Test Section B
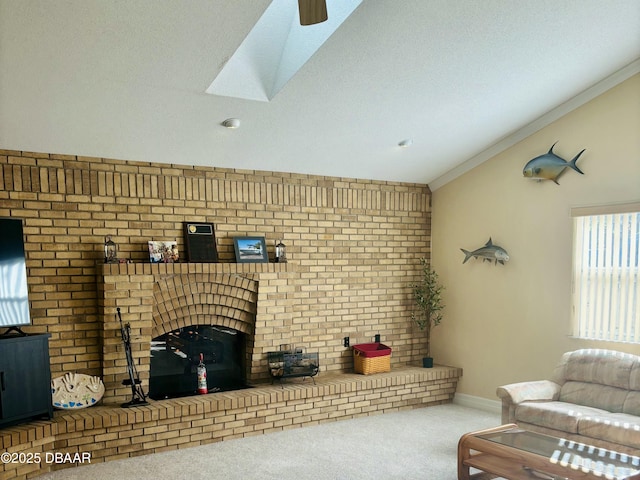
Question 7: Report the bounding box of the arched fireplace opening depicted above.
[149,325,248,400]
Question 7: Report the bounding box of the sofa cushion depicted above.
[559,381,627,412]
[515,401,609,434]
[623,391,640,416]
[553,349,637,389]
[578,413,640,449]
[631,363,640,391]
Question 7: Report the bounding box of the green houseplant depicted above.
[410,258,445,368]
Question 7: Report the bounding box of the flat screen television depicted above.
[0,218,32,329]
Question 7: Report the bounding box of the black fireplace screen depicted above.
[149,325,247,400]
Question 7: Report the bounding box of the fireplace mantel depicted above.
[100,261,299,276]
[98,262,303,404]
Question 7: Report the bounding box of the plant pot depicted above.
[422,357,433,368]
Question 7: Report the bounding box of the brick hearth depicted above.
[0,366,461,479]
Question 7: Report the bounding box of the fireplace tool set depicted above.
[117,307,149,408]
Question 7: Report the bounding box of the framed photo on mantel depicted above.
[148,241,179,263]
[183,222,218,262]
[233,236,268,263]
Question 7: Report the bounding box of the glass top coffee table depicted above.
[458,424,640,480]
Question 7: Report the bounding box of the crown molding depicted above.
[429,58,640,192]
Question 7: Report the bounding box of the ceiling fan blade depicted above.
[298,0,328,25]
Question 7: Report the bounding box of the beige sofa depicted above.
[496,349,640,455]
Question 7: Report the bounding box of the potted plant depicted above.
[410,258,445,368]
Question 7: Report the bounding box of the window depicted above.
[571,203,640,343]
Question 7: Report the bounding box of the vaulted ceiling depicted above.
[1,1,638,189]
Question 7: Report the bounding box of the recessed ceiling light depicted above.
[398,139,413,148]
[221,118,241,129]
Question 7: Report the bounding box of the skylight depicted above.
[206,0,362,102]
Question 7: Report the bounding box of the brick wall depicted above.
[0,149,431,382]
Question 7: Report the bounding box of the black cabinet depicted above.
[0,334,53,427]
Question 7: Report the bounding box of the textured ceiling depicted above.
[1,0,639,189]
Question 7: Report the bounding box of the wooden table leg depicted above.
[458,431,472,480]
[457,424,518,480]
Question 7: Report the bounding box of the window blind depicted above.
[571,209,640,343]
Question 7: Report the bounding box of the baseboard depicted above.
[453,393,501,415]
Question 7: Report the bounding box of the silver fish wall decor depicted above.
[523,142,585,184]
[461,238,509,265]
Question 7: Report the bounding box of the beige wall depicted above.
[431,74,640,400]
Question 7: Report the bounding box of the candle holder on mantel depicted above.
[275,239,287,263]
[104,236,118,263]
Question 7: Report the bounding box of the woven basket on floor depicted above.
[353,343,391,375]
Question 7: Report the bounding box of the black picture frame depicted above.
[233,236,268,263]
[184,222,218,263]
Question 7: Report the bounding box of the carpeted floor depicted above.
[37,403,501,480]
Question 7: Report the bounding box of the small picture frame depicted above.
[233,236,268,263]
[148,241,179,263]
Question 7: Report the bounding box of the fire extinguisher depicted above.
[197,353,208,394]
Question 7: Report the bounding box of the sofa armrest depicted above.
[496,380,560,424]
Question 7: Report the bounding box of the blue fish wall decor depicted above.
[461,238,509,265]
[523,142,585,184]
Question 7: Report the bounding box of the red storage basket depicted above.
[352,343,391,374]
